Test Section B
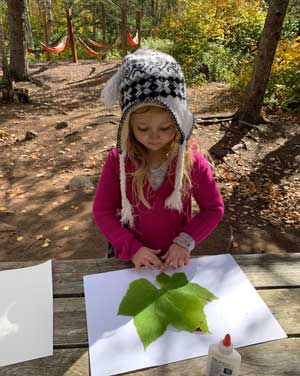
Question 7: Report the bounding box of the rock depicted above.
[55,121,69,130]
[0,210,16,217]
[67,175,95,191]
[24,131,38,140]
[64,131,81,142]
[0,222,17,232]
[232,143,245,152]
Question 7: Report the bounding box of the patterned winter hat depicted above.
[101,48,195,227]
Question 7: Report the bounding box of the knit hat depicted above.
[101,48,195,227]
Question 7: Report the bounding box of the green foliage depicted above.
[267,37,300,112]
[118,272,217,349]
[157,0,299,111]
[141,37,175,55]
[158,0,265,84]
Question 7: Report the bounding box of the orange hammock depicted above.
[40,36,68,54]
[76,35,106,57]
[27,33,65,55]
[81,35,117,50]
[127,31,139,47]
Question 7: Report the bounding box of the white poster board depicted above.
[84,254,286,376]
[0,260,53,367]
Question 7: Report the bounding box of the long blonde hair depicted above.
[127,105,199,208]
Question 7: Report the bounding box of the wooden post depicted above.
[66,8,78,63]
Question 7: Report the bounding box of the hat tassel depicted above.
[165,141,186,212]
[120,152,135,228]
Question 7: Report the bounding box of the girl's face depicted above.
[130,107,177,152]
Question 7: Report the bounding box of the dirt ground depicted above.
[0,60,299,262]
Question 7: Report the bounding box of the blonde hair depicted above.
[127,105,200,208]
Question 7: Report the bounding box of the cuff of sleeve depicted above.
[172,232,195,253]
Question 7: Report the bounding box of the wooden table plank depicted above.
[52,288,300,346]
[1,338,299,376]
[0,254,299,295]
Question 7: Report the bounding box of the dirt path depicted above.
[0,60,299,262]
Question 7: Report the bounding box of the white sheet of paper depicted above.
[84,254,287,376]
[0,260,53,367]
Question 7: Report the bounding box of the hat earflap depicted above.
[165,140,186,212]
[119,151,134,228]
[100,68,122,109]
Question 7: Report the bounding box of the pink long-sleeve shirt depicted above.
[93,147,224,261]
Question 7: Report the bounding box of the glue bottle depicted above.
[206,334,241,376]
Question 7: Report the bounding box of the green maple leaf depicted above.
[118,272,217,349]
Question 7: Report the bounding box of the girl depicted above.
[93,48,224,271]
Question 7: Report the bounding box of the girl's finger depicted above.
[172,257,179,269]
[184,254,190,265]
[178,258,184,268]
[161,259,171,271]
[135,261,141,272]
[161,253,168,260]
[151,256,162,269]
[143,260,154,270]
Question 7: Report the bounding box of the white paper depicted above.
[84,254,287,376]
[0,260,53,367]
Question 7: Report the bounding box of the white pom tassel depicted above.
[165,141,186,212]
[120,152,134,228]
[100,68,122,109]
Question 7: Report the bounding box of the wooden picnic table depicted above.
[0,253,299,376]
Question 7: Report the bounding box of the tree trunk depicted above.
[238,0,289,124]
[92,2,97,41]
[66,8,78,63]
[151,0,154,18]
[45,0,53,42]
[136,10,142,48]
[24,0,34,49]
[38,0,50,60]
[120,0,127,58]
[8,0,28,81]
[101,4,106,45]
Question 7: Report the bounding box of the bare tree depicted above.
[8,0,28,81]
[238,0,289,124]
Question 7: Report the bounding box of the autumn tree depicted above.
[237,0,290,124]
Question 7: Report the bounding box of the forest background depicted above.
[1,0,299,111]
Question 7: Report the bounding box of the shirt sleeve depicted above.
[92,149,143,261]
[180,152,224,244]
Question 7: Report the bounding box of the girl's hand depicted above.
[161,243,190,271]
[131,247,162,272]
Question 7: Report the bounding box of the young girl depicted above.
[93,48,224,271]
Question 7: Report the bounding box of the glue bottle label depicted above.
[208,356,233,376]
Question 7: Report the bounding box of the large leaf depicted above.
[118,272,218,349]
